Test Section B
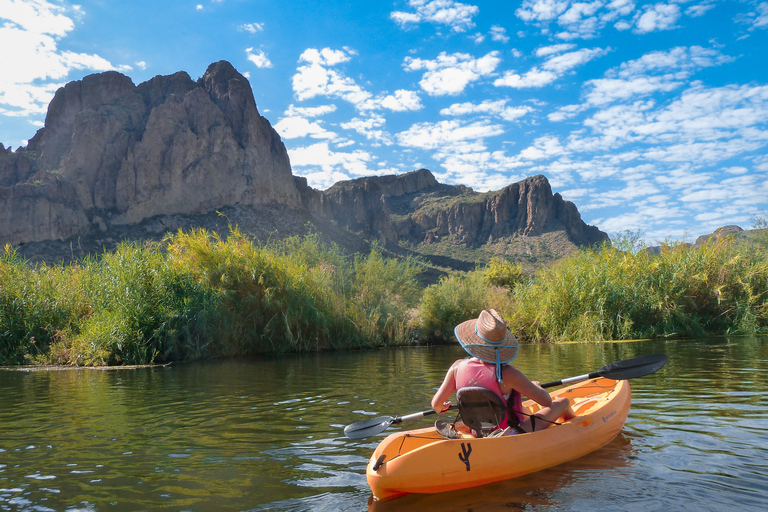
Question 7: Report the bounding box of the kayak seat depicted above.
[456,387,507,438]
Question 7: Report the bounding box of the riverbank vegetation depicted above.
[2,225,767,366]
[1,228,422,366]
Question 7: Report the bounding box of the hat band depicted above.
[475,324,505,345]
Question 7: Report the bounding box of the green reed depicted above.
[507,238,768,341]
[417,267,515,342]
[1,228,425,366]
[415,235,767,343]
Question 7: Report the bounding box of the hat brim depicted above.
[454,318,519,364]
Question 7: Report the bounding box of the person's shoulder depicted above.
[502,363,526,379]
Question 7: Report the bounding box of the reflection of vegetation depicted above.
[3,221,767,366]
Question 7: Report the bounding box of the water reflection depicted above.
[1,337,768,511]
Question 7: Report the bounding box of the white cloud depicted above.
[288,142,381,188]
[274,116,336,139]
[519,135,567,160]
[515,0,700,40]
[541,47,609,73]
[396,119,505,150]
[603,0,636,20]
[341,114,393,144]
[440,99,534,121]
[391,11,421,25]
[0,0,118,117]
[634,2,681,34]
[548,103,586,121]
[239,22,264,33]
[535,43,576,57]
[685,3,715,17]
[516,0,638,39]
[404,51,501,96]
[495,47,606,88]
[391,0,480,32]
[585,76,684,105]
[490,25,510,42]
[495,67,559,88]
[583,46,732,105]
[274,104,338,140]
[285,104,338,117]
[516,0,570,22]
[575,84,768,164]
[292,47,372,106]
[246,47,272,68]
[555,0,604,38]
[379,90,423,111]
[753,2,768,28]
[757,2,768,27]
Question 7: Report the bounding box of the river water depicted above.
[1,337,767,511]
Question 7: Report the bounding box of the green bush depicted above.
[508,237,768,341]
[417,269,514,342]
[1,229,426,366]
[483,257,525,289]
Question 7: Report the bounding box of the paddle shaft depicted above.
[541,353,668,388]
[396,409,438,423]
[542,371,598,388]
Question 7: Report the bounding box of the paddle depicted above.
[540,353,668,388]
[344,406,457,440]
[343,353,668,439]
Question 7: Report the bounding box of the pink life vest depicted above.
[455,358,525,428]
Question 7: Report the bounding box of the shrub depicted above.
[507,237,768,342]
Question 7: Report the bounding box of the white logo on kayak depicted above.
[602,410,617,422]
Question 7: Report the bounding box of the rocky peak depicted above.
[1,62,608,269]
[198,60,257,145]
[27,71,136,174]
[0,61,300,246]
[304,172,608,250]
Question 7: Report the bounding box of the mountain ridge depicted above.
[1,61,609,276]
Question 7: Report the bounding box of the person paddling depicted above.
[431,309,575,436]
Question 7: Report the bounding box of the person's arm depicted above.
[501,365,553,407]
[431,360,461,413]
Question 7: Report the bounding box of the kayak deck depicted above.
[366,377,631,501]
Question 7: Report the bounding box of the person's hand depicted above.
[438,400,451,413]
[531,380,542,388]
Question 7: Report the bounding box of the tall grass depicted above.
[4,226,766,366]
[0,229,425,366]
[508,237,768,341]
[416,235,768,343]
[417,266,515,342]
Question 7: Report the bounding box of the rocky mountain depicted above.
[298,169,607,251]
[1,61,299,247]
[1,61,608,274]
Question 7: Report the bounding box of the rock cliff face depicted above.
[0,61,299,245]
[298,170,607,249]
[1,61,608,268]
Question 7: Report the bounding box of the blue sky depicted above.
[1,0,767,243]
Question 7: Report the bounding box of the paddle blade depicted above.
[344,416,394,439]
[596,353,668,380]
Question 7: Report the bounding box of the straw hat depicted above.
[454,309,519,379]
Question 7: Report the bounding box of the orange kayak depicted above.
[366,377,631,502]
